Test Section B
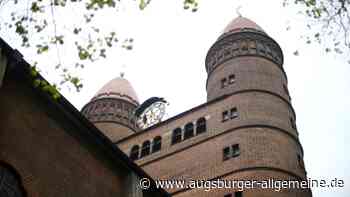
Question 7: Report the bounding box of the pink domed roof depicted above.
[92,77,139,105]
[223,16,264,34]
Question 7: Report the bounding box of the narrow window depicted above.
[130,145,140,161]
[290,117,297,129]
[249,40,256,49]
[184,123,194,140]
[232,144,240,157]
[265,45,272,56]
[221,78,227,88]
[102,103,107,113]
[171,128,182,145]
[223,146,231,161]
[108,103,115,115]
[152,136,162,153]
[222,111,229,122]
[224,49,230,57]
[257,42,265,54]
[235,191,243,197]
[196,117,207,135]
[228,74,235,84]
[241,40,248,52]
[297,154,305,169]
[95,104,101,113]
[224,194,232,197]
[223,144,240,161]
[140,141,151,158]
[230,107,239,119]
[117,103,122,111]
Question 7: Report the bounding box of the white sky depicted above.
[1,0,349,196]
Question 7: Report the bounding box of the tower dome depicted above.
[222,16,264,34]
[92,77,139,106]
[206,16,284,101]
[82,76,140,143]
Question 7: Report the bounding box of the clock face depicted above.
[135,97,167,130]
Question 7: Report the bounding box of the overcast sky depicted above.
[1,0,349,196]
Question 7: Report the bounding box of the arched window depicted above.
[0,164,25,197]
[152,136,162,153]
[140,141,151,158]
[171,128,182,145]
[129,145,140,161]
[196,117,207,135]
[184,123,194,140]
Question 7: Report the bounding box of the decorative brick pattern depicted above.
[82,97,139,142]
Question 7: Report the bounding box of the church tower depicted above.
[81,77,140,142]
[204,16,312,196]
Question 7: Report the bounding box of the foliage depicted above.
[0,0,198,94]
[0,0,348,97]
[284,0,350,62]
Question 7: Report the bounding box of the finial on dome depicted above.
[236,5,242,17]
[120,72,125,78]
[222,16,265,34]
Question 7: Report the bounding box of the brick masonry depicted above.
[0,76,129,196]
[113,27,311,196]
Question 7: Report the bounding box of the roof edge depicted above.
[0,37,170,197]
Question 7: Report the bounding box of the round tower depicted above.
[81,77,139,142]
[206,17,312,196]
[206,16,284,101]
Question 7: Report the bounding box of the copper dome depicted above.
[92,77,139,105]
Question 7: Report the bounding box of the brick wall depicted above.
[0,75,127,196]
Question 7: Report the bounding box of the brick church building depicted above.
[82,16,312,197]
[0,16,312,197]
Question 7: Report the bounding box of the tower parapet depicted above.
[206,17,285,101]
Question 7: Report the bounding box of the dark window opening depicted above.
[222,111,229,122]
[257,42,265,54]
[249,40,256,49]
[224,194,232,197]
[152,136,162,153]
[297,154,305,169]
[223,144,240,161]
[140,141,151,158]
[230,107,239,119]
[290,117,297,129]
[171,128,182,145]
[224,50,230,56]
[235,191,243,197]
[266,45,272,56]
[221,78,228,88]
[130,145,140,161]
[232,144,240,157]
[228,74,236,84]
[241,41,248,51]
[184,123,194,140]
[196,117,207,135]
[223,146,231,161]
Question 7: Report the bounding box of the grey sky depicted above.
[1,0,349,196]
